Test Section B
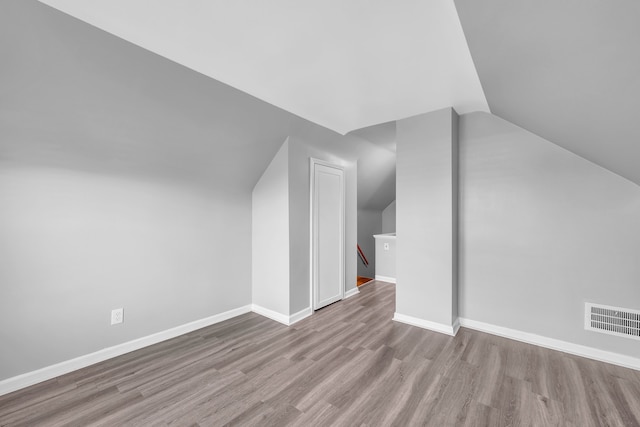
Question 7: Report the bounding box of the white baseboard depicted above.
[0,305,252,397]
[459,318,640,371]
[452,317,461,336]
[393,312,459,336]
[344,287,360,299]
[375,275,396,284]
[289,307,313,324]
[251,304,289,325]
[250,304,312,326]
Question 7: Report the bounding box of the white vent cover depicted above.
[585,303,640,340]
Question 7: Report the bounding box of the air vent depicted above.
[585,303,640,340]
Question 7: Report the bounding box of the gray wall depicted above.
[396,108,459,328]
[253,134,358,318]
[459,112,640,359]
[0,0,291,381]
[374,235,396,280]
[382,200,396,233]
[0,0,377,382]
[0,167,252,380]
[357,209,382,278]
[252,139,290,316]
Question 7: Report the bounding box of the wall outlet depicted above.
[384,243,390,251]
[111,308,124,325]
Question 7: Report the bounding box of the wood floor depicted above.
[357,276,373,287]
[1,282,639,426]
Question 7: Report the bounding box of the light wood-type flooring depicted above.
[1,281,639,426]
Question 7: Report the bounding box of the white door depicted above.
[311,159,345,310]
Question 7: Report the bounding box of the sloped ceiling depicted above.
[455,0,640,186]
[31,1,638,194]
[288,119,397,211]
[1,0,292,194]
[37,0,488,135]
[2,0,396,210]
[349,121,397,154]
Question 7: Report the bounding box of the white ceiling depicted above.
[37,0,489,135]
[32,0,639,194]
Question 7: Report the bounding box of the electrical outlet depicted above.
[111,308,124,325]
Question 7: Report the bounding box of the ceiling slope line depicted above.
[38,0,489,135]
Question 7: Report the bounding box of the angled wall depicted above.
[382,200,396,233]
[459,112,640,364]
[0,0,292,385]
[251,134,358,322]
[252,139,291,318]
[0,0,380,393]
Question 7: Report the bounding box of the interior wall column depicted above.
[394,107,459,335]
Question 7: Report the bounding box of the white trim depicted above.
[309,158,314,316]
[289,307,313,325]
[250,305,313,326]
[251,304,289,325]
[375,275,396,284]
[452,317,461,336]
[373,233,396,239]
[310,158,345,311]
[459,318,640,371]
[344,287,360,299]
[393,312,459,336]
[0,305,252,397]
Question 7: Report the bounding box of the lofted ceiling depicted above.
[2,0,396,210]
[37,0,488,135]
[455,0,640,186]
[1,0,292,194]
[27,0,640,191]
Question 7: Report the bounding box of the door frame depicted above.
[309,157,345,311]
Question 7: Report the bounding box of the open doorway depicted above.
[357,201,396,286]
[349,121,397,288]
